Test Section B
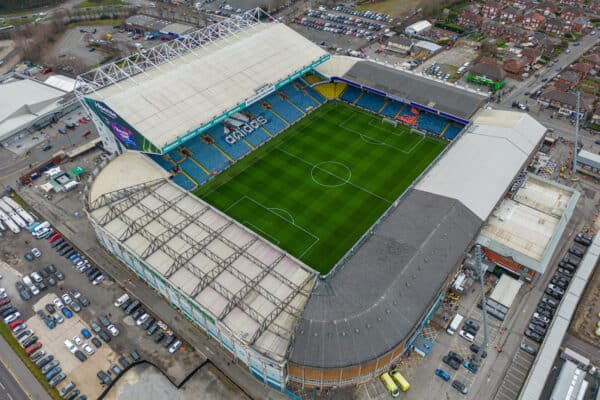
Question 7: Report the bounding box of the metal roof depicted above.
[519,233,600,400]
[417,109,547,220]
[87,152,317,363]
[78,14,327,151]
[289,190,482,368]
[342,61,487,119]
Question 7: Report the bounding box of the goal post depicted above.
[381,117,398,128]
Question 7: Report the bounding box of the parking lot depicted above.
[0,198,205,398]
[494,347,536,400]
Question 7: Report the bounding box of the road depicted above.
[0,336,52,400]
[501,33,600,106]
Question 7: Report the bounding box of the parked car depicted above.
[520,342,537,355]
[574,233,592,246]
[118,356,130,369]
[91,337,102,348]
[107,324,119,337]
[81,328,91,339]
[31,248,42,258]
[37,355,54,368]
[463,361,478,374]
[78,296,90,307]
[90,321,102,333]
[60,307,73,319]
[63,389,80,400]
[58,381,76,397]
[98,330,111,343]
[97,370,111,385]
[568,246,584,258]
[110,364,122,375]
[435,368,451,381]
[82,344,95,356]
[98,315,111,327]
[468,344,487,358]
[48,372,66,388]
[61,294,72,305]
[41,359,59,374]
[74,350,87,362]
[25,342,42,356]
[70,302,81,313]
[452,380,468,394]
[443,355,460,370]
[114,294,130,308]
[525,329,543,343]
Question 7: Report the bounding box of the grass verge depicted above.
[76,0,126,7]
[0,323,61,400]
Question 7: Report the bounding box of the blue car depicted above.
[60,307,73,319]
[45,366,62,381]
[463,361,478,374]
[435,368,451,381]
[43,316,56,330]
[81,328,91,339]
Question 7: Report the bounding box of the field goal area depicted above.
[196,101,448,274]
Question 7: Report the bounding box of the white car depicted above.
[52,298,64,308]
[64,339,77,353]
[533,313,550,324]
[5,312,21,324]
[73,336,82,345]
[29,286,40,296]
[23,276,33,287]
[168,340,182,354]
[61,294,72,305]
[30,272,42,283]
[31,248,42,258]
[92,275,105,285]
[459,329,475,342]
[82,343,95,356]
[136,314,149,326]
[114,293,130,308]
[107,324,119,337]
[17,330,33,344]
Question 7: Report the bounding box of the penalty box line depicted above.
[226,195,320,259]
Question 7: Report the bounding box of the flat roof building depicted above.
[478,174,579,276]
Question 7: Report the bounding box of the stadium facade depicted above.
[78,10,548,395]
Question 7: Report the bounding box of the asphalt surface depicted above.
[0,335,52,400]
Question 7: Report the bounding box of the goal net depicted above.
[381,117,398,127]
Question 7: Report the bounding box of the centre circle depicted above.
[310,161,352,188]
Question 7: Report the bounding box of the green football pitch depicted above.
[194,101,448,274]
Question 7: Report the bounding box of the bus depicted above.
[390,370,410,392]
[380,372,400,397]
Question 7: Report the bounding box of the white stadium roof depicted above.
[78,12,328,151]
[87,152,316,362]
[417,109,547,220]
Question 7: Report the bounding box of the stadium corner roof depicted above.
[87,152,317,363]
[76,10,329,153]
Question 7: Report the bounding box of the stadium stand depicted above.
[261,110,289,135]
[380,101,403,118]
[147,153,175,173]
[303,73,327,85]
[172,173,197,191]
[444,124,464,140]
[185,139,230,173]
[168,150,184,163]
[209,125,252,160]
[265,93,304,123]
[417,112,450,136]
[398,106,419,126]
[180,158,210,185]
[314,82,347,99]
[356,91,386,113]
[245,128,272,147]
[279,83,321,111]
[340,85,362,104]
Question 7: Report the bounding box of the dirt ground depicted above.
[414,42,479,73]
[570,254,600,347]
[356,0,423,16]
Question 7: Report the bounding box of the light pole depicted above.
[573,90,580,174]
[473,245,489,366]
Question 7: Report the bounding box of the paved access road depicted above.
[0,336,52,400]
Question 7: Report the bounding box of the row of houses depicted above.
[459,1,592,38]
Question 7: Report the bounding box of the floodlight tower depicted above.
[573,90,580,174]
[473,244,489,366]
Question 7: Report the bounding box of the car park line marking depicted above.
[7,393,13,400]
[0,380,4,389]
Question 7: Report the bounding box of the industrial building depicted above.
[0,73,78,143]
[478,174,579,279]
[404,20,432,36]
[124,14,195,39]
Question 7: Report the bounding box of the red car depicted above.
[25,342,42,356]
[9,319,23,330]
[0,297,10,306]
[77,118,87,124]
[48,233,61,243]
[82,130,91,138]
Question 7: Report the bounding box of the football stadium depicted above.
[77,9,547,396]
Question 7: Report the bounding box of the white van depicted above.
[446,313,464,335]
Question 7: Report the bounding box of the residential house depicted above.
[504,26,532,43]
[501,6,522,22]
[458,10,483,29]
[481,2,503,19]
[537,89,594,117]
[583,53,600,68]
[571,16,589,33]
[555,70,582,88]
[545,17,569,35]
[571,62,593,76]
[522,11,546,30]
[523,47,543,65]
[482,19,505,37]
[469,61,507,82]
[512,0,535,10]
[536,2,559,15]
[559,0,585,5]
[503,57,528,77]
[561,6,584,23]
[589,0,600,12]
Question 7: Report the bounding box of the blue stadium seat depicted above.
[417,112,448,135]
[279,84,320,111]
[340,85,362,103]
[356,92,386,113]
[264,93,303,124]
[147,153,175,172]
[180,158,210,183]
[172,174,197,191]
[444,125,464,140]
[207,124,251,160]
[184,141,229,172]
[245,129,271,147]
[167,150,184,163]
[380,102,403,118]
[306,85,325,103]
[262,110,288,136]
